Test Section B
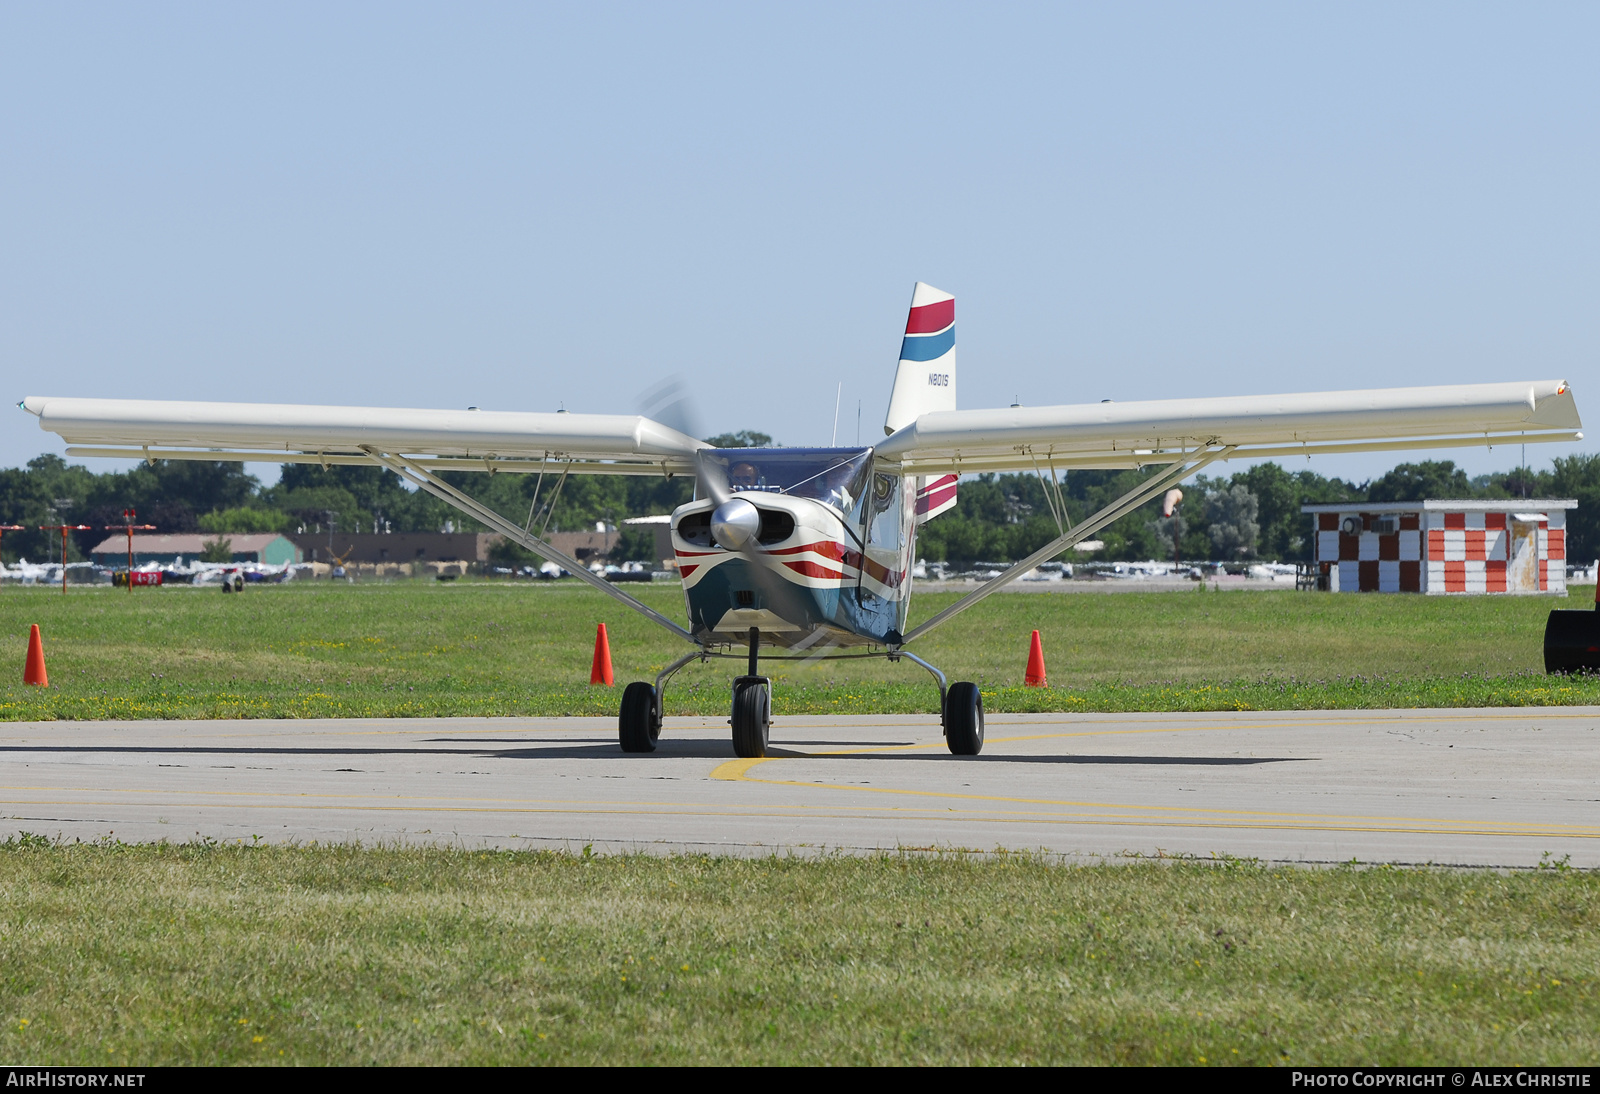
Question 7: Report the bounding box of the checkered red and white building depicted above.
[1300,500,1578,594]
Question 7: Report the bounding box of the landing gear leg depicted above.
[891,650,949,732]
[892,647,981,756]
[618,646,703,753]
[731,627,770,758]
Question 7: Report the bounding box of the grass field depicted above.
[3,586,1596,1067]
[0,840,1593,1066]
[1,580,1596,720]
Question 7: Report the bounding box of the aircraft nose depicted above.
[710,497,761,550]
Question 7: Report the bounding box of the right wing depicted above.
[876,380,1582,474]
[20,396,705,476]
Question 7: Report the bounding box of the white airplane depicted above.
[0,558,62,585]
[19,283,1583,756]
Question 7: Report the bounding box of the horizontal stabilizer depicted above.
[915,474,957,524]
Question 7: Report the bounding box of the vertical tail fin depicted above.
[884,282,956,436]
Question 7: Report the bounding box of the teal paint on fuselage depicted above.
[682,555,903,647]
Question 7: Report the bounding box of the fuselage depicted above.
[670,447,916,649]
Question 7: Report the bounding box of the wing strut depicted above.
[360,446,696,643]
[899,444,1236,646]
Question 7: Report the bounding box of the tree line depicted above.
[0,433,773,565]
[914,456,1600,565]
[4,442,1599,567]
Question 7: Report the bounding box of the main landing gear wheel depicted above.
[731,676,771,758]
[618,681,660,753]
[944,681,984,756]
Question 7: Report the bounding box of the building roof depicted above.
[1300,499,1577,514]
[286,532,503,562]
[89,533,289,555]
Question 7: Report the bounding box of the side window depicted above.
[866,474,903,551]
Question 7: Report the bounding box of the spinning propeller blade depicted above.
[695,451,796,638]
[695,448,733,508]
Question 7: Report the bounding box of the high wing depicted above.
[19,396,705,476]
[20,394,708,641]
[876,380,1581,474]
[881,378,1583,645]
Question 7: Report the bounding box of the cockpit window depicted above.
[702,447,874,522]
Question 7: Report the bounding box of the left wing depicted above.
[20,396,704,476]
[876,380,1582,474]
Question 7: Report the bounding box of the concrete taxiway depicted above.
[2,708,1596,867]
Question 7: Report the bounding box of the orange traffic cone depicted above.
[590,623,614,687]
[23,624,48,687]
[1024,629,1047,687]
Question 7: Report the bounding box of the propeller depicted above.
[645,380,810,648]
[695,449,761,550]
[695,447,732,507]
[694,450,800,645]
[637,374,704,443]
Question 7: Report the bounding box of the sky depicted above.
[2,3,1596,488]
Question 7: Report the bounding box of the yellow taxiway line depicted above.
[707,731,1600,840]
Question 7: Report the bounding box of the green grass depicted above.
[2,580,1598,719]
[0,840,1593,1065]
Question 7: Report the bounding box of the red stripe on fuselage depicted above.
[839,548,905,589]
[677,539,902,589]
[783,559,845,580]
[765,540,847,561]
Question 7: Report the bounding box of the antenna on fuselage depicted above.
[831,382,842,446]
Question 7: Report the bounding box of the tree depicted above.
[1206,483,1260,560]
[706,431,776,449]
[913,473,1073,563]
[612,525,660,563]
[1150,512,1186,562]
[1223,463,1365,561]
[1550,454,1600,566]
[199,537,234,562]
[267,464,416,534]
[198,508,293,534]
[1367,460,1470,503]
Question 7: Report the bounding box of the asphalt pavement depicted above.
[2,708,1596,867]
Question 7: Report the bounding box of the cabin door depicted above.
[1508,520,1539,592]
[859,472,914,631]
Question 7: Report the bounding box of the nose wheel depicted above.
[729,626,771,757]
[731,676,771,757]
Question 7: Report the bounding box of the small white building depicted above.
[1300,500,1577,595]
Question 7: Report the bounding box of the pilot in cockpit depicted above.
[729,461,760,491]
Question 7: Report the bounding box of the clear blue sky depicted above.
[3,3,1596,487]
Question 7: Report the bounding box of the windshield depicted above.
[704,447,874,521]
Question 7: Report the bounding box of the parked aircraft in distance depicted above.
[0,559,64,585]
[21,283,1584,756]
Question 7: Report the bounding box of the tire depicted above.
[619,681,659,753]
[944,682,984,756]
[731,677,770,758]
